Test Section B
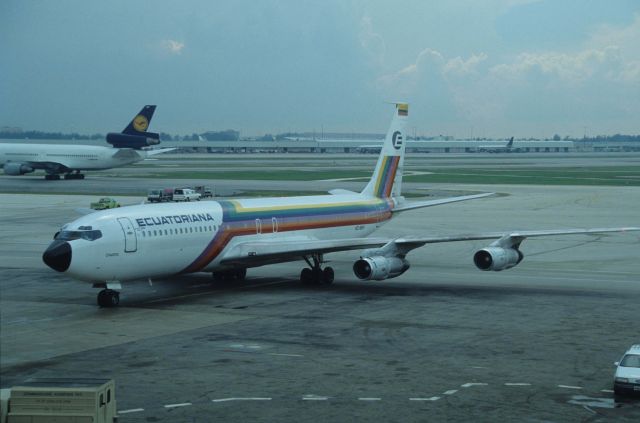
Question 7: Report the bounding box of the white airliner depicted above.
[0,105,173,180]
[42,103,639,307]
[477,137,515,153]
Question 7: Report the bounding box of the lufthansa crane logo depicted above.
[133,115,149,132]
[392,131,403,150]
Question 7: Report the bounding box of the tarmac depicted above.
[1,154,639,422]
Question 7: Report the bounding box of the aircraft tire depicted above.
[97,289,120,307]
[235,268,247,281]
[322,267,334,285]
[300,268,313,284]
[97,290,108,307]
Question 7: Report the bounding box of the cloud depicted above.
[489,47,625,83]
[359,16,386,65]
[443,53,489,76]
[161,39,185,55]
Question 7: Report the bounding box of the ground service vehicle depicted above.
[90,197,120,210]
[614,344,640,395]
[147,188,173,203]
[172,188,201,202]
[3,378,116,423]
[194,185,214,198]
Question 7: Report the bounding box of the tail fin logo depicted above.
[392,131,403,150]
[132,115,149,132]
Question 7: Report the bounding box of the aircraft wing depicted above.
[219,237,390,267]
[392,192,494,213]
[392,227,640,252]
[219,227,639,268]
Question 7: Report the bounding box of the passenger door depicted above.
[117,217,137,252]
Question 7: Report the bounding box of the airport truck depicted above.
[147,188,173,203]
[194,185,214,198]
[2,378,117,423]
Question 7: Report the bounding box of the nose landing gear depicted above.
[93,282,122,307]
[300,254,334,285]
[97,289,120,307]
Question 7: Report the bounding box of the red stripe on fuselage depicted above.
[181,208,392,273]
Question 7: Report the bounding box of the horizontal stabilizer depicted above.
[392,192,494,213]
[145,148,176,156]
[329,189,358,195]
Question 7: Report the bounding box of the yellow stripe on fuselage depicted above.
[229,197,385,213]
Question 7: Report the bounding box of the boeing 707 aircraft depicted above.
[0,105,173,180]
[42,104,638,307]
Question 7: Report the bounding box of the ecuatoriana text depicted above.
[136,213,215,228]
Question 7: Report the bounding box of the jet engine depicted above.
[473,247,523,271]
[353,256,410,281]
[4,162,34,175]
[106,132,160,149]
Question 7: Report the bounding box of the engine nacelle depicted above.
[473,247,523,271]
[106,132,160,149]
[353,256,410,281]
[4,162,34,175]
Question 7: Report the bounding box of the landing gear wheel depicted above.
[97,289,119,307]
[300,268,313,284]
[300,255,334,285]
[235,268,247,281]
[212,268,247,282]
[321,267,334,285]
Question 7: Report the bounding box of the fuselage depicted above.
[52,194,395,283]
[0,143,143,171]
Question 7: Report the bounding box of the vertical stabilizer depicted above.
[122,105,157,135]
[361,103,408,198]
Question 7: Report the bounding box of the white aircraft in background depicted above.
[0,105,173,180]
[42,103,638,307]
[478,136,515,153]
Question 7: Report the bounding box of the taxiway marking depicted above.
[117,408,144,414]
[212,397,272,402]
[164,402,192,408]
[409,397,441,401]
[461,383,488,388]
[269,353,304,357]
[558,385,583,390]
[302,395,328,401]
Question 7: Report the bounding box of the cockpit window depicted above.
[56,229,102,241]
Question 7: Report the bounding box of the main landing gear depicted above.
[64,171,85,180]
[212,268,247,282]
[43,171,85,180]
[300,254,334,285]
[97,289,119,307]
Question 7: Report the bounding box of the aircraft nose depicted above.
[42,240,72,272]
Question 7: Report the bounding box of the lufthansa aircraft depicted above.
[42,104,638,307]
[0,105,173,180]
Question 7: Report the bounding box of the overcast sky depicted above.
[1,0,639,138]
